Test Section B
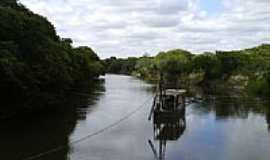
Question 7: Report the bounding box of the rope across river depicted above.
[22,93,266,160]
[22,95,154,160]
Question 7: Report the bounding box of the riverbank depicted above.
[103,44,270,97]
[1,74,270,160]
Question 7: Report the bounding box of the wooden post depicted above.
[182,95,186,116]
[159,72,164,109]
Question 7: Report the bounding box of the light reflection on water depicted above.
[1,74,270,160]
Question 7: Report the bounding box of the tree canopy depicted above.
[0,2,104,118]
[103,44,270,96]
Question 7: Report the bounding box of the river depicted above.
[1,74,270,160]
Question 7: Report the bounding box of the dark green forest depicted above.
[1,0,270,119]
[0,1,104,118]
[104,45,270,96]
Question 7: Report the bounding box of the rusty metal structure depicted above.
[148,73,187,160]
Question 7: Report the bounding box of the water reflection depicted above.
[0,79,104,160]
[149,109,186,160]
[189,95,267,116]
[2,75,270,160]
[188,94,270,132]
[266,108,270,131]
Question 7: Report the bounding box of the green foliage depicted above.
[0,0,17,7]
[135,57,156,79]
[104,44,270,96]
[104,57,138,74]
[247,78,270,95]
[104,57,122,74]
[216,51,249,79]
[0,2,104,118]
[72,47,104,80]
[155,49,192,76]
[245,44,270,78]
[192,52,221,80]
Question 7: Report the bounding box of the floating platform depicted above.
[149,87,186,121]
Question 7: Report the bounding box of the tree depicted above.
[192,52,221,81]
[216,51,248,80]
[0,3,105,118]
[155,49,192,76]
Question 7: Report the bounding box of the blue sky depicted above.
[200,0,223,15]
[20,0,270,58]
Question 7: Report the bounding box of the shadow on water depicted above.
[187,85,270,131]
[0,79,105,160]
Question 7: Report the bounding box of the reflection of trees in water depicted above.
[187,85,270,130]
[187,85,270,119]
[0,80,105,160]
[202,96,270,120]
[67,79,105,120]
[266,108,270,131]
[0,109,77,160]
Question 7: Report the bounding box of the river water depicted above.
[1,74,270,160]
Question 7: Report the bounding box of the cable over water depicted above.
[22,95,154,160]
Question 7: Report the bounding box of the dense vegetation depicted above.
[1,0,270,118]
[104,44,270,96]
[0,1,104,118]
[103,56,138,75]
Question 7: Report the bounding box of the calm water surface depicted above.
[1,74,270,160]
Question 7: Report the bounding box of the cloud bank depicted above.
[19,0,270,58]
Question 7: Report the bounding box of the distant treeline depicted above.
[0,1,105,118]
[103,44,270,96]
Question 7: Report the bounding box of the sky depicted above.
[19,0,270,58]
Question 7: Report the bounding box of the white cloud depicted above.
[19,0,270,58]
